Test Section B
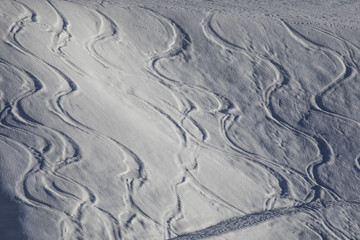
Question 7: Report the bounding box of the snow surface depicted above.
[1,0,360,239]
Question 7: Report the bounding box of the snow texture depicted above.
[0,0,360,239]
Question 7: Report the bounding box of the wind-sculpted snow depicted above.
[0,0,360,239]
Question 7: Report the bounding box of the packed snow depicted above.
[1,0,360,239]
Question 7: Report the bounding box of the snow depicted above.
[1,0,360,239]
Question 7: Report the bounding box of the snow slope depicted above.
[1,0,360,239]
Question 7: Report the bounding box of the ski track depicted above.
[140,8,268,238]
[2,1,128,239]
[281,20,360,128]
[196,11,360,239]
[171,202,352,240]
[202,12,316,202]
[1,1,360,239]
[170,200,360,240]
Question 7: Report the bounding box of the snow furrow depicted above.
[1,1,360,239]
[199,11,357,239]
[2,3,126,239]
[202,11,316,203]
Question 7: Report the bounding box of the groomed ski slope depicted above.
[1,0,360,239]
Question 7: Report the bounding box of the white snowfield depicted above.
[0,0,360,239]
